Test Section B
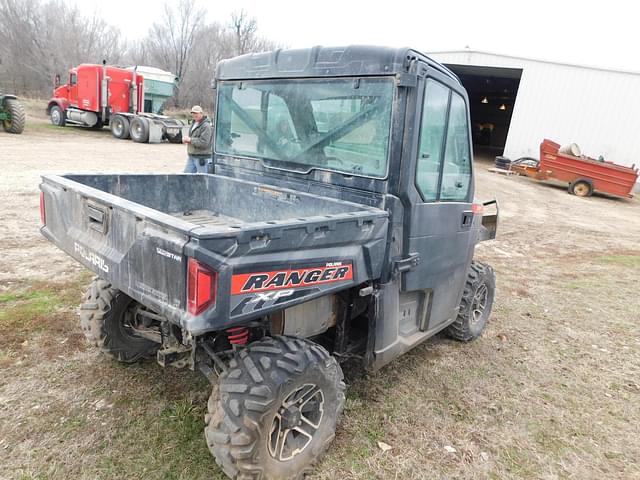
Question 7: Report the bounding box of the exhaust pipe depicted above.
[131,67,138,114]
[101,60,108,121]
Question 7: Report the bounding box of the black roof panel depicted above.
[215,45,459,83]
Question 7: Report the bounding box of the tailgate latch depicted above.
[87,203,108,234]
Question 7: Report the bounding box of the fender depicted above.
[47,98,70,114]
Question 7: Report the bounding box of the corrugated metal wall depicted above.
[429,51,640,169]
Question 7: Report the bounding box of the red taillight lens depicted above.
[187,258,217,315]
[472,203,484,215]
[40,191,46,225]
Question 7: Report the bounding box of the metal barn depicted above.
[428,50,640,170]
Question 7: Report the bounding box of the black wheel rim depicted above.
[470,283,488,325]
[268,383,324,461]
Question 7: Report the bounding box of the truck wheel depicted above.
[446,261,495,342]
[205,336,346,480]
[570,180,593,197]
[2,98,26,134]
[130,117,149,143]
[50,105,66,127]
[110,115,130,139]
[79,278,159,363]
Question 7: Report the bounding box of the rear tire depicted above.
[2,98,26,134]
[205,336,346,480]
[79,278,159,363]
[447,261,495,341]
[110,115,130,139]
[50,105,66,127]
[130,116,149,143]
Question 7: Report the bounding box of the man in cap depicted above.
[182,105,213,173]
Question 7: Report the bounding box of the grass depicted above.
[598,254,640,267]
[0,272,92,350]
[1,256,639,479]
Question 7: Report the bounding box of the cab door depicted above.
[400,72,476,332]
[67,70,78,107]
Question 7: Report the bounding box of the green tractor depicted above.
[1,94,26,134]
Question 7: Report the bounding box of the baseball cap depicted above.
[190,105,203,113]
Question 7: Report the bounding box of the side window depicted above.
[70,73,77,86]
[440,92,472,201]
[416,79,450,202]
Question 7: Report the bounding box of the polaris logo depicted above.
[231,262,353,295]
[74,242,109,273]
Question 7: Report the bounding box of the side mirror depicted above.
[54,74,61,88]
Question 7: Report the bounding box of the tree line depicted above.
[0,0,277,108]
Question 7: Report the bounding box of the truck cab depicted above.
[40,46,498,480]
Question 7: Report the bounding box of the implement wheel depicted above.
[570,180,593,197]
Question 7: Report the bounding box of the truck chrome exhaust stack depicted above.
[101,60,108,121]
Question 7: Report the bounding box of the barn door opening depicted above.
[443,64,522,160]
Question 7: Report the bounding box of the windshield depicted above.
[215,77,394,178]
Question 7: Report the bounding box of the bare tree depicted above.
[230,10,258,56]
[0,0,122,95]
[0,0,278,105]
[144,0,204,105]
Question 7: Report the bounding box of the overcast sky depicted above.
[70,0,639,72]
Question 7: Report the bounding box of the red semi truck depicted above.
[47,61,184,143]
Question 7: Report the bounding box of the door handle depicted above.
[461,211,473,228]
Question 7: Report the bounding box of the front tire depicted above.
[447,261,495,341]
[79,278,159,363]
[50,105,66,127]
[205,336,346,480]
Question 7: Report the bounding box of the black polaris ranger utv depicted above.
[40,46,498,479]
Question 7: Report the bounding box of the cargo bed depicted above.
[40,173,389,333]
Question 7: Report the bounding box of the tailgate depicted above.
[40,176,190,319]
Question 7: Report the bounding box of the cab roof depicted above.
[215,45,459,84]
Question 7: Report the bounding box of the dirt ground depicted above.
[1,103,639,479]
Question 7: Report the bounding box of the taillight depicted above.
[40,191,46,225]
[472,203,484,215]
[187,258,217,315]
